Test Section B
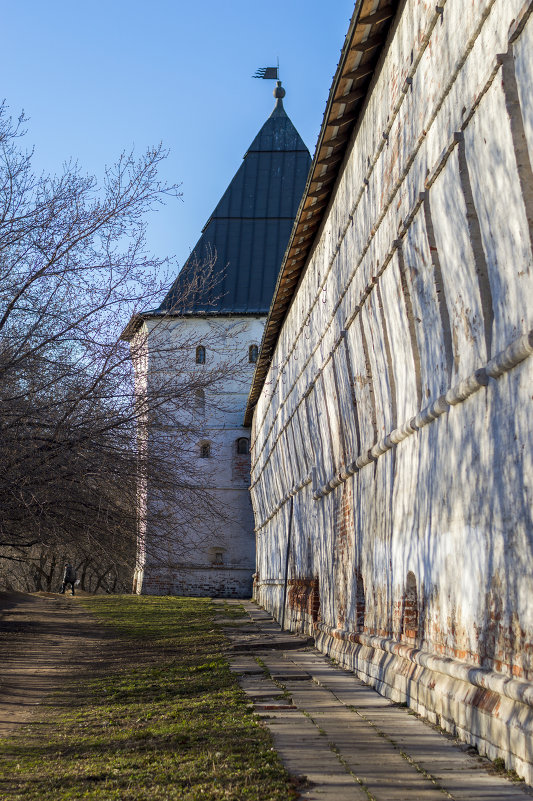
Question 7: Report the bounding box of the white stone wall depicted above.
[135,314,264,597]
[251,0,533,782]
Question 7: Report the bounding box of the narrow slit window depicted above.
[200,442,211,458]
[196,345,206,364]
[249,344,259,364]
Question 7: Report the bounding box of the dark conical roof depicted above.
[158,94,311,315]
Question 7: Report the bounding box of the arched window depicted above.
[249,344,259,364]
[196,345,206,364]
[200,442,211,458]
[403,571,418,637]
[236,437,249,455]
[195,388,205,414]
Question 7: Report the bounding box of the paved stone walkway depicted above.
[216,600,532,801]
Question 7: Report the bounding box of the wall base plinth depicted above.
[253,590,533,785]
[140,567,253,598]
[315,628,533,786]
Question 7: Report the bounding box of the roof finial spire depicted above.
[273,79,286,108]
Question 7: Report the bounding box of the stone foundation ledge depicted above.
[317,625,533,706]
[316,627,533,786]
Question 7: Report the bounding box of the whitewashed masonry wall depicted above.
[251,0,533,783]
[134,315,262,597]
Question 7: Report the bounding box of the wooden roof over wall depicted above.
[244,0,401,427]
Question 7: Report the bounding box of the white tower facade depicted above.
[125,86,310,596]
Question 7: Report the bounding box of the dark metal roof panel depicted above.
[246,103,309,153]
[159,101,311,315]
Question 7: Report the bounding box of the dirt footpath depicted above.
[0,591,109,738]
[2,593,532,801]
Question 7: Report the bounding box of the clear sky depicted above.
[2,1,355,285]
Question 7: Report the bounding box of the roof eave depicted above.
[120,307,270,342]
[120,311,165,342]
[244,0,400,427]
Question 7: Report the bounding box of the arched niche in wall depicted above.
[249,344,259,363]
[196,345,206,364]
[236,437,250,455]
[403,571,419,639]
[355,572,366,632]
[232,436,251,482]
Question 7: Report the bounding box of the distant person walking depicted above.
[60,563,77,596]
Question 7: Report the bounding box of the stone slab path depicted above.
[217,600,532,801]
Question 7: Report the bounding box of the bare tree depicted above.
[0,104,241,591]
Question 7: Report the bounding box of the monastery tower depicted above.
[125,83,310,597]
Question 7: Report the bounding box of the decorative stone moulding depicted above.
[316,624,533,706]
[254,474,312,532]
[314,624,533,785]
[486,330,533,378]
[311,328,533,500]
[445,369,489,407]
[253,329,533,523]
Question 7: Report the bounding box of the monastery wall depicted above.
[133,315,262,598]
[251,0,533,781]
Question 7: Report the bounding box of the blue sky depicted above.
[2,1,355,281]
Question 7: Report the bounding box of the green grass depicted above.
[0,596,295,800]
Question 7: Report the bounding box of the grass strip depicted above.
[0,595,295,800]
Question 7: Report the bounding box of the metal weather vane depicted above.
[252,59,280,80]
[253,66,278,79]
